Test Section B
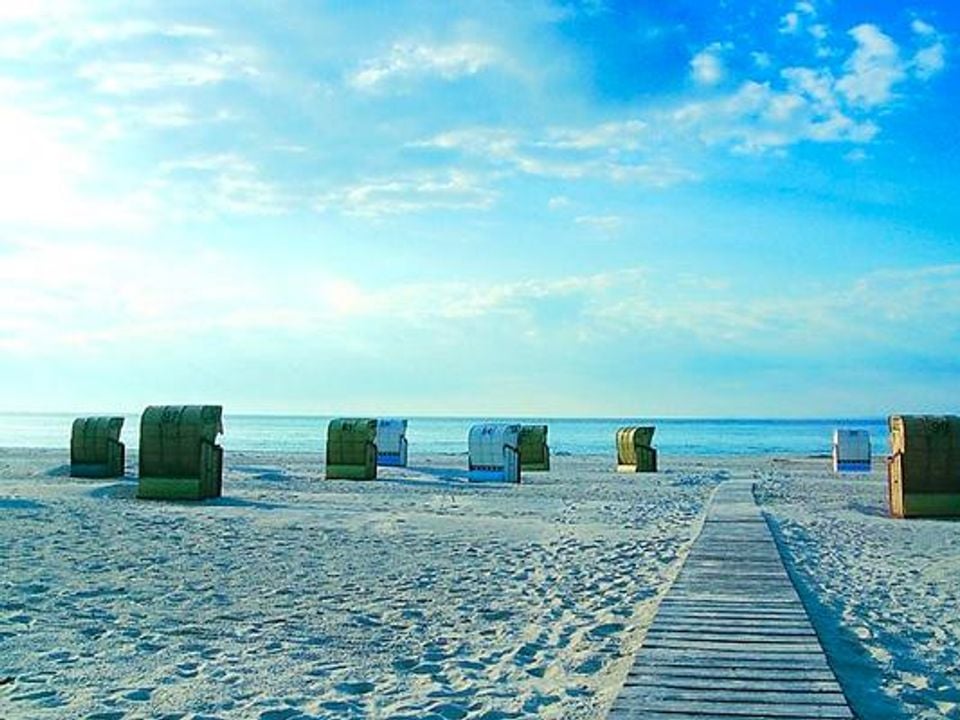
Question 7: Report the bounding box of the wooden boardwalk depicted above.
[608,481,854,719]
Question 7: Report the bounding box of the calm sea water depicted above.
[0,414,889,457]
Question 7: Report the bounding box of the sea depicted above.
[0,414,890,457]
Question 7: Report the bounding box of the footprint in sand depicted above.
[335,680,375,695]
[429,701,470,719]
[588,622,624,639]
[124,687,154,702]
[575,656,604,674]
[258,708,301,720]
[175,661,201,678]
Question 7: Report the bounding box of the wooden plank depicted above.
[606,480,853,720]
[610,697,853,720]
[625,669,841,684]
[616,685,851,707]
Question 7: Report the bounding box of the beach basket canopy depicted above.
[140,405,223,479]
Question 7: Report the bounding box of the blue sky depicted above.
[0,0,957,416]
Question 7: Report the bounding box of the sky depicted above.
[0,0,958,417]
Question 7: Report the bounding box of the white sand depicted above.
[0,449,724,719]
[755,457,960,720]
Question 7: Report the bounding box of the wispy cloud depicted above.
[574,214,624,234]
[315,171,497,216]
[414,124,696,186]
[78,50,259,94]
[159,154,291,216]
[0,16,217,59]
[349,41,500,91]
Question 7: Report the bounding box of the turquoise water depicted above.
[0,413,889,456]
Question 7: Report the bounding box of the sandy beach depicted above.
[1,450,723,719]
[3,450,959,719]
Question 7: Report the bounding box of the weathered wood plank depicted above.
[606,480,853,719]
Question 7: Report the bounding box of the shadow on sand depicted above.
[388,465,521,491]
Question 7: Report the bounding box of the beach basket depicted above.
[888,415,960,518]
[518,425,550,471]
[376,418,408,467]
[138,405,224,500]
[468,423,521,483]
[70,416,125,478]
[616,426,657,472]
[327,418,378,480]
[832,429,871,472]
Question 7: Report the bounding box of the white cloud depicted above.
[349,41,499,91]
[415,124,694,186]
[752,51,772,69]
[160,153,291,216]
[316,171,497,216]
[574,215,623,234]
[78,50,259,94]
[547,195,571,210]
[0,0,76,22]
[844,148,869,163]
[780,0,816,34]
[836,24,905,107]
[913,43,945,79]
[0,17,217,60]
[671,76,877,153]
[780,12,801,36]
[691,43,727,85]
[909,21,946,80]
[543,120,647,150]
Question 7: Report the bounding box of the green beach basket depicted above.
[70,416,125,478]
[137,405,224,501]
[518,425,550,471]
[616,426,657,473]
[888,415,960,518]
[326,418,378,480]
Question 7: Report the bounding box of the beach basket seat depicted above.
[832,429,871,472]
[327,418,378,480]
[468,423,521,483]
[518,424,550,471]
[137,405,224,500]
[888,415,960,518]
[376,418,408,467]
[70,416,125,478]
[616,426,657,473]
